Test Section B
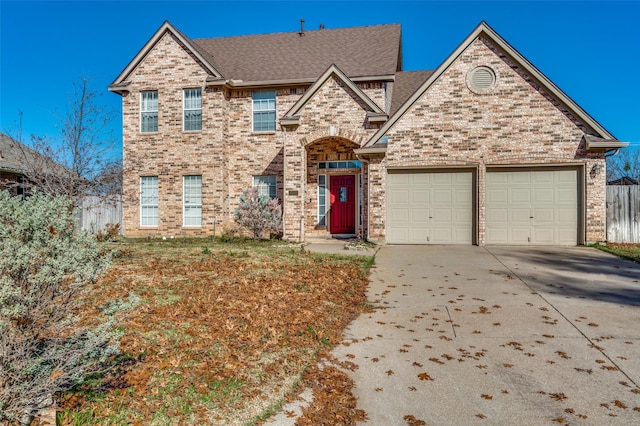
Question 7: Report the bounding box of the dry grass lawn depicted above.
[58,238,373,425]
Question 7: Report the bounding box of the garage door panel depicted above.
[487,188,508,204]
[486,208,508,223]
[431,173,453,185]
[388,189,410,204]
[432,189,453,204]
[557,208,576,224]
[556,170,577,183]
[557,229,577,244]
[556,188,577,203]
[533,208,554,223]
[532,171,554,184]
[387,228,410,244]
[532,188,554,204]
[511,173,532,185]
[412,174,429,185]
[487,228,508,244]
[386,171,472,244]
[510,188,531,204]
[486,169,577,245]
[511,228,532,243]
[411,208,429,224]
[411,188,429,203]
[510,208,532,223]
[532,228,555,244]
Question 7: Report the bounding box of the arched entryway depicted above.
[305,137,364,238]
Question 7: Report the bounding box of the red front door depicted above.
[329,175,356,234]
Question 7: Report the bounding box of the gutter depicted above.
[206,74,397,89]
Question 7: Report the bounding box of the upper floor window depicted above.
[252,91,276,132]
[183,88,202,131]
[252,175,277,200]
[140,91,158,133]
[140,176,158,226]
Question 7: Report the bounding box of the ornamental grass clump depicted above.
[0,191,137,425]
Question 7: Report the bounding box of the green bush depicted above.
[0,191,137,425]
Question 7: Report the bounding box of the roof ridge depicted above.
[193,23,401,41]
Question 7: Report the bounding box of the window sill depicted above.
[252,131,277,135]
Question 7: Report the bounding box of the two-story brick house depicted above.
[109,21,627,245]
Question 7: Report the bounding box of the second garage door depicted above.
[386,171,473,244]
[486,168,579,245]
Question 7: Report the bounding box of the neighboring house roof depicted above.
[110,21,401,90]
[390,70,433,116]
[364,21,624,149]
[0,132,68,177]
[608,176,639,185]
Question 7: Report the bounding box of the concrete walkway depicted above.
[270,245,640,425]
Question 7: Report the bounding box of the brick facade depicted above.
[119,32,383,239]
[374,36,607,244]
[114,23,617,244]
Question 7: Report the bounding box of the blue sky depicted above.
[1,0,639,158]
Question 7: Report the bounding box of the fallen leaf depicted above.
[418,372,434,381]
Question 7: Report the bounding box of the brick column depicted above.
[585,158,606,243]
[283,132,305,241]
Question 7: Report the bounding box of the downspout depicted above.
[281,125,287,240]
[300,141,306,242]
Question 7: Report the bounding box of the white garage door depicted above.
[386,171,473,244]
[486,169,578,245]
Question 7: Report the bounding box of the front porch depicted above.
[282,136,369,242]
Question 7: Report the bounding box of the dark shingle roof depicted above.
[0,133,68,176]
[193,24,401,82]
[390,70,433,115]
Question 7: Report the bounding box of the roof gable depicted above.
[281,64,386,126]
[364,21,618,148]
[109,21,222,93]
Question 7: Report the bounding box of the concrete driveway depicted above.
[330,245,640,425]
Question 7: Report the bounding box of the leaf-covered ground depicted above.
[58,239,373,425]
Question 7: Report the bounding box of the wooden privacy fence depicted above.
[77,195,123,234]
[606,185,640,243]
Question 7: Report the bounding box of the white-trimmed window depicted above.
[140,176,158,226]
[252,175,277,199]
[183,88,202,131]
[140,91,158,133]
[318,175,327,226]
[183,175,202,227]
[252,91,276,132]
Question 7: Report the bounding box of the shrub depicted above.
[234,187,282,240]
[0,191,137,425]
[95,222,120,242]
